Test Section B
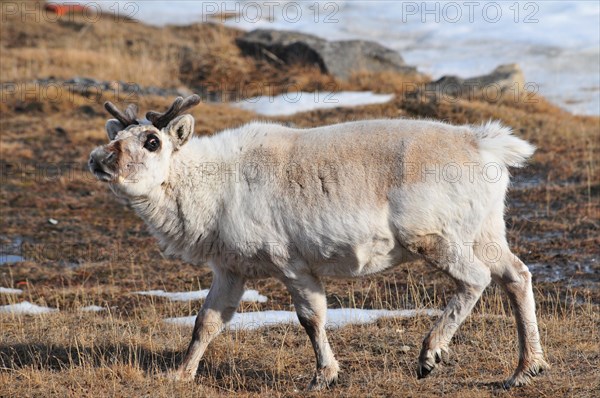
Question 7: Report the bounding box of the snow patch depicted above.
[231,91,394,116]
[0,254,25,265]
[165,308,441,330]
[0,287,22,294]
[0,301,58,315]
[135,289,268,303]
[80,305,106,312]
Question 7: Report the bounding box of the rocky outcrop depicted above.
[425,64,525,98]
[6,77,195,99]
[236,29,419,80]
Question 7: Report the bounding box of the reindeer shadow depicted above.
[0,343,295,390]
[0,343,182,373]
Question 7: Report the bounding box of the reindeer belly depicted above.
[309,234,415,277]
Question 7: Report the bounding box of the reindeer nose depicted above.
[89,150,100,169]
[89,147,116,181]
[89,147,116,167]
[89,147,105,167]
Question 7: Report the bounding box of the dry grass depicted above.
[0,2,342,97]
[0,287,598,398]
[1,1,599,397]
[0,282,600,397]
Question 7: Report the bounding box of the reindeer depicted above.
[89,95,548,389]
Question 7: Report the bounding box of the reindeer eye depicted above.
[144,134,160,152]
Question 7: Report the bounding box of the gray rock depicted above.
[425,64,525,99]
[236,29,418,80]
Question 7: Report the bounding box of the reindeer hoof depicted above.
[307,363,339,391]
[503,358,550,388]
[417,346,446,379]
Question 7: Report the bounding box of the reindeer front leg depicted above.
[170,270,245,381]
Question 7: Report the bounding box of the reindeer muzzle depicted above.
[89,146,118,182]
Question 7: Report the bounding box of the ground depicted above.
[1,2,599,397]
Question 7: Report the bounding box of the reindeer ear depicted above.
[165,114,194,148]
[105,119,124,141]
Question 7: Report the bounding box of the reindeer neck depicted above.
[128,154,225,261]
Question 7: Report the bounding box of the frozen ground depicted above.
[0,287,22,294]
[0,301,58,315]
[135,289,268,303]
[166,308,443,330]
[80,305,106,312]
[231,91,394,115]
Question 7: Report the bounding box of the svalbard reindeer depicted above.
[89,95,548,389]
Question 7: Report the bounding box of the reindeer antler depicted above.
[104,102,140,127]
[146,94,201,129]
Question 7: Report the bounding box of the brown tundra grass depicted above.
[1,2,599,397]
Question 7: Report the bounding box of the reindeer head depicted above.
[88,95,201,197]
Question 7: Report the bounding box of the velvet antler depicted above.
[104,102,140,127]
[146,95,201,129]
